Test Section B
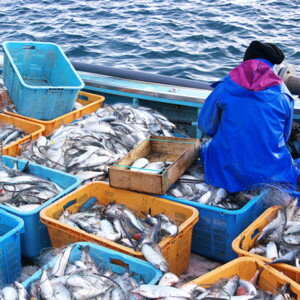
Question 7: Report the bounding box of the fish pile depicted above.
[167,164,259,210]
[59,200,179,272]
[20,104,176,183]
[133,268,296,299]
[0,262,296,300]
[0,123,26,147]
[249,198,300,268]
[0,159,62,211]
[0,244,147,300]
[129,158,172,174]
[0,281,27,300]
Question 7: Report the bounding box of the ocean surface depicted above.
[1,0,299,83]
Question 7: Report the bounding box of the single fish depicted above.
[141,243,169,273]
[134,285,191,299]
[158,272,179,286]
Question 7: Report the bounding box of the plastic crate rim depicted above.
[0,113,46,131]
[2,41,85,90]
[4,91,105,125]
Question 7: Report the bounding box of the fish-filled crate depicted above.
[22,242,162,299]
[109,136,200,195]
[0,209,24,287]
[2,41,84,120]
[232,205,300,283]
[5,91,105,136]
[0,114,44,156]
[39,181,199,276]
[0,156,80,258]
[161,189,268,262]
[188,257,300,298]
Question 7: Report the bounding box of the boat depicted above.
[0,54,299,286]
[74,62,300,139]
[0,55,299,140]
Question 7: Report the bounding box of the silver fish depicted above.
[134,285,191,299]
[141,243,169,273]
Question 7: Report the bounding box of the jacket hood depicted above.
[223,59,284,101]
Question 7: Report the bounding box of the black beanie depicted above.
[243,40,285,65]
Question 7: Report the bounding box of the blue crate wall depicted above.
[0,209,24,287]
[22,242,162,295]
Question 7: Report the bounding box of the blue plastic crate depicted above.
[0,156,81,258]
[22,242,162,296]
[160,190,268,262]
[2,41,84,120]
[0,209,24,287]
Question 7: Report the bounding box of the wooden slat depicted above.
[109,136,200,194]
[114,139,151,169]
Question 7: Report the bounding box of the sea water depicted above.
[0,0,299,82]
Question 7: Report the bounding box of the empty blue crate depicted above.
[2,41,84,120]
[160,190,268,262]
[22,242,162,296]
[0,209,24,287]
[0,156,80,258]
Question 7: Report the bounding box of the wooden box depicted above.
[109,136,200,195]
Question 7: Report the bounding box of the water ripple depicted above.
[0,0,299,82]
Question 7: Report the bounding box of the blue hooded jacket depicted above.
[198,59,300,192]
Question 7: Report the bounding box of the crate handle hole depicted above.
[110,259,129,270]
[47,88,64,94]
[23,45,36,50]
[78,95,88,101]
[63,199,77,210]
[251,229,260,240]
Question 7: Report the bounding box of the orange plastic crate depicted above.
[5,91,105,136]
[40,182,199,276]
[0,114,44,156]
[189,257,300,296]
[232,206,300,283]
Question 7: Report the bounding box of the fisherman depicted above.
[198,40,300,192]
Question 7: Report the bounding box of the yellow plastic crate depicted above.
[0,114,45,157]
[232,206,300,283]
[5,91,105,136]
[189,257,300,296]
[40,182,199,276]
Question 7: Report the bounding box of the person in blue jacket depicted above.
[198,40,300,192]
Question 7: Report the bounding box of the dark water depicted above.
[1,0,299,82]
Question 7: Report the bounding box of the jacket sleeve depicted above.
[198,85,222,137]
[283,94,294,143]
